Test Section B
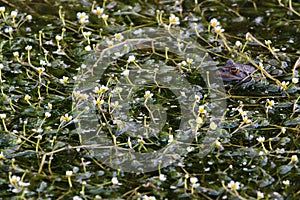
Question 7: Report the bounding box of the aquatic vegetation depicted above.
[0,0,299,199]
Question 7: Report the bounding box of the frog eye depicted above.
[230,66,239,74]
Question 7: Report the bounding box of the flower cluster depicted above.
[9,174,30,193]
[77,12,89,25]
[237,106,252,124]
[209,18,224,35]
[92,6,108,25]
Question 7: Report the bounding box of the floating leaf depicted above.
[278,164,294,174]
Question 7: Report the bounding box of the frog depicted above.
[216,59,256,82]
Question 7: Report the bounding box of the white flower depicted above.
[115,87,123,93]
[77,12,87,20]
[114,33,124,41]
[209,121,217,130]
[19,180,30,187]
[73,196,83,200]
[46,103,53,110]
[235,40,242,47]
[186,58,193,64]
[24,94,31,101]
[0,114,6,119]
[111,177,119,185]
[266,99,275,107]
[168,135,174,143]
[25,45,32,51]
[127,55,136,63]
[94,85,108,94]
[0,6,5,12]
[198,105,207,114]
[60,76,69,84]
[100,85,108,92]
[258,62,264,69]
[77,12,89,24]
[4,27,13,33]
[83,31,91,37]
[60,114,73,122]
[264,40,272,46]
[169,14,180,25]
[45,112,51,118]
[242,115,251,124]
[196,117,203,124]
[55,35,62,41]
[10,175,21,185]
[256,136,265,143]
[190,177,198,185]
[210,18,219,27]
[26,15,32,22]
[291,155,298,163]
[37,67,45,74]
[111,101,119,109]
[292,77,299,84]
[13,52,19,57]
[84,45,91,51]
[227,180,240,190]
[101,14,108,21]
[194,94,201,102]
[38,60,46,67]
[79,18,88,24]
[215,140,224,151]
[93,98,104,106]
[190,177,200,188]
[0,64,3,69]
[11,10,18,18]
[36,134,42,140]
[142,195,156,200]
[214,26,224,34]
[159,174,167,181]
[181,60,187,66]
[186,146,194,152]
[93,7,104,16]
[0,152,5,159]
[144,91,153,99]
[280,81,289,90]
[80,94,88,100]
[121,70,130,77]
[106,39,113,47]
[238,108,246,116]
[257,191,264,199]
[66,170,73,176]
[113,52,122,59]
[283,180,290,186]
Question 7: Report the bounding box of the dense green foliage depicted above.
[0,0,299,199]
